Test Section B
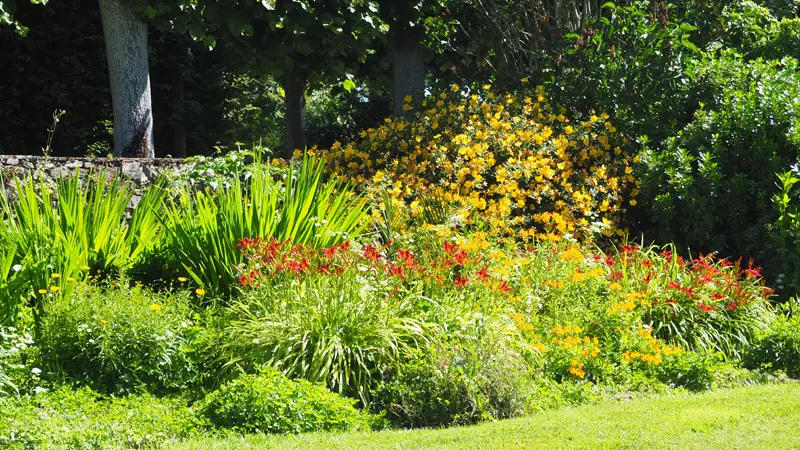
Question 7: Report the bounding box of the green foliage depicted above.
[770,169,800,294]
[0,327,33,396]
[157,155,370,296]
[0,0,47,36]
[197,369,368,434]
[223,274,428,402]
[652,351,721,392]
[371,316,532,428]
[38,284,201,395]
[0,386,199,449]
[552,0,704,145]
[0,170,166,326]
[641,54,800,277]
[744,299,800,377]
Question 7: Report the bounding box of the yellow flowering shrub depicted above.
[323,84,639,240]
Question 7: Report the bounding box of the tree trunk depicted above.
[283,71,307,153]
[99,0,154,158]
[392,34,426,117]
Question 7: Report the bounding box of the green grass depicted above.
[172,383,800,450]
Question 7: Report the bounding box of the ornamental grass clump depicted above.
[324,84,639,241]
[158,155,370,296]
[0,170,166,326]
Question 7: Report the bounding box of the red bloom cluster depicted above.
[234,237,514,296]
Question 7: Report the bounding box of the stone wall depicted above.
[0,155,189,186]
[0,155,190,208]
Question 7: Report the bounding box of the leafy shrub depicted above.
[641,53,800,279]
[197,369,367,434]
[325,84,637,241]
[0,387,198,449]
[157,155,370,296]
[39,284,201,395]
[651,350,721,392]
[552,1,705,147]
[372,315,532,428]
[744,299,800,377]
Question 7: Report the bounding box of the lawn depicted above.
[172,382,800,450]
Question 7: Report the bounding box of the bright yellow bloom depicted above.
[150,303,162,311]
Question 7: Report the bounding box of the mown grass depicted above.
[171,382,800,450]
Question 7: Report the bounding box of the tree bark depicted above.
[392,34,426,117]
[99,0,154,158]
[283,70,307,153]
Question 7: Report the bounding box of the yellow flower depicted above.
[38,289,47,294]
[150,303,163,312]
[50,286,60,292]
[521,77,529,83]
[178,277,188,283]
[51,273,60,279]
[196,288,206,296]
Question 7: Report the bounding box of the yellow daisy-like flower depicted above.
[195,288,206,296]
[150,303,163,312]
[178,277,188,283]
[38,289,47,294]
[50,286,60,292]
[51,273,60,279]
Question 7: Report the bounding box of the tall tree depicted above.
[376,1,442,116]
[99,0,154,157]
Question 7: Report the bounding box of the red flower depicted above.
[667,280,682,290]
[363,245,382,261]
[497,281,513,293]
[698,302,715,313]
[443,241,459,255]
[454,275,469,288]
[318,264,332,276]
[321,246,338,259]
[397,249,414,262]
[726,301,739,312]
[743,263,762,279]
[388,265,406,278]
[620,244,638,254]
[476,265,491,280]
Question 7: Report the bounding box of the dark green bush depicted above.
[549,0,713,146]
[0,387,198,449]
[39,284,201,395]
[197,369,368,434]
[641,53,800,272]
[744,301,800,377]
